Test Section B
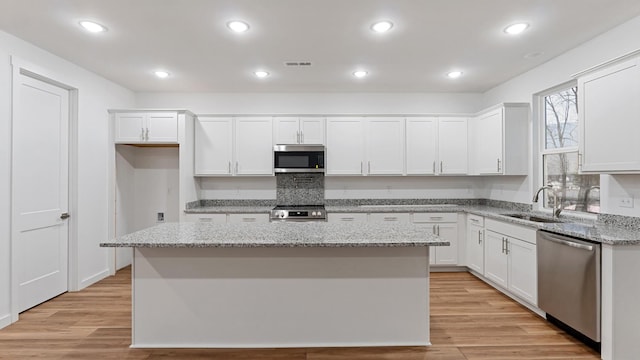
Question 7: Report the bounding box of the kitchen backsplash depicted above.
[276,173,324,205]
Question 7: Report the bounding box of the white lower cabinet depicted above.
[466,215,485,274]
[483,219,537,306]
[228,213,270,224]
[412,213,458,266]
[327,213,368,223]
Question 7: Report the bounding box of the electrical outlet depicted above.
[619,197,634,208]
[157,212,165,222]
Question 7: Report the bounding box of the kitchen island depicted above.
[101,222,448,348]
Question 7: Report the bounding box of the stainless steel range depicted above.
[270,205,326,222]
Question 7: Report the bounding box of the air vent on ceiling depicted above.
[284,61,313,67]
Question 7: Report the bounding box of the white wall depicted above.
[325,176,482,199]
[479,14,640,215]
[0,29,135,327]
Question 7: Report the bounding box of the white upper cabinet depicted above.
[469,104,529,175]
[194,117,233,176]
[235,117,274,175]
[406,117,467,175]
[326,117,365,175]
[366,117,405,175]
[406,117,438,175]
[194,116,272,176]
[438,117,468,175]
[577,55,640,173]
[274,117,325,144]
[115,112,178,144]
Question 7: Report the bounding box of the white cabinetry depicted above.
[412,213,458,265]
[274,117,325,145]
[484,219,537,305]
[366,117,405,175]
[577,56,640,173]
[195,116,273,176]
[183,214,227,223]
[466,214,484,274]
[327,213,368,223]
[326,117,365,175]
[368,212,411,223]
[406,117,467,175]
[195,117,233,175]
[115,112,178,144]
[326,117,405,176]
[469,104,529,175]
[228,213,270,223]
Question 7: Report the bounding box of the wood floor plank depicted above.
[0,267,601,359]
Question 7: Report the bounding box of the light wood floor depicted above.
[0,268,600,359]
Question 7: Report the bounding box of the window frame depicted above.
[536,81,599,217]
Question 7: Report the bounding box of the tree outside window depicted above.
[542,86,599,213]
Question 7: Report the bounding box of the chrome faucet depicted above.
[533,185,562,218]
[584,185,600,211]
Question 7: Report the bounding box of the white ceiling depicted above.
[1,0,640,93]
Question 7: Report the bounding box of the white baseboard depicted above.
[79,269,111,290]
[0,313,12,329]
[131,341,432,349]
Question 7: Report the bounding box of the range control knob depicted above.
[280,213,285,218]
[311,211,317,216]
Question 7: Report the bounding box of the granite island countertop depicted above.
[100,222,450,248]
[184,203,640,245]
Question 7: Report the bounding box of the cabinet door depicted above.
[146,112,178,143]
[235,117,273,175]
[438,117,468,174]
[194,117,233,175]
[484,230,508,288]
[274,117,300,144]
[300,117,325,144]
[507,238,537,305]
[466,223,484,274]
[474,109,503,174]
[366,117,404,175]
[406,117,438,175]
[326,117,365,175]
[114,113,145,143]
[579,57,640,172]
[433,223,458,265]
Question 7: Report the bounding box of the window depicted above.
[541,85,599,213]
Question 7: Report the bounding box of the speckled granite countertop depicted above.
[100,222,450,248]
[183,203,640,245]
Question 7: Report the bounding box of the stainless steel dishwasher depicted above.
[537,230,601,343]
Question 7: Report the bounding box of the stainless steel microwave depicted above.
[273,144,325,173]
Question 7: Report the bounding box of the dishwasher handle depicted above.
[541,232,594,251]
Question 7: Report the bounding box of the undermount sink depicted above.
[503,214,562,223]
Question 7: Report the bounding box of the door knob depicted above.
[60,213,70,220]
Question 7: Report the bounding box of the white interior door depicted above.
[13,72,69,312]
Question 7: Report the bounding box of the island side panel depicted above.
[132,246,430,348]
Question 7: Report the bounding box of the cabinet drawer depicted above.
[412,212,457,223]
[467,214,484,226]
[183,214,227,223]
[485,218,536,244]
[228,213,269,224]
[327,213,368,223]
[369,213,411,223]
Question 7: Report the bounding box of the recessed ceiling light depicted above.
[504,23,529,35]
[353,70,368,78]
[227,21,250,33]
[79,20,107,33]
[254,70,269,78]
[447,71,463,79]
[371,21,393,33]
[154,71,170,79]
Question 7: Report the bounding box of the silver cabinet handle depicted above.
[478,230,482,244]
[341,217,354,221]
[301,131,304,143]
[432,161,436,173]
[542,233,594,251]
[497,158,501,172]
[383,217,397,221]
[235,161,239,173]
[145,128,149,141]
[360,161,363,175]
[505,239,509,255]
[432,225,436,234]
[242,217,256,222]
[368,161,371,173]
[470,218,479,223]
[437,224,440,236]
[228,161,231,174]
[440,161,443,173]
[140,127,145,141]
[60,212,70,220]
[501,237,505,254]
[296,130,300,144]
